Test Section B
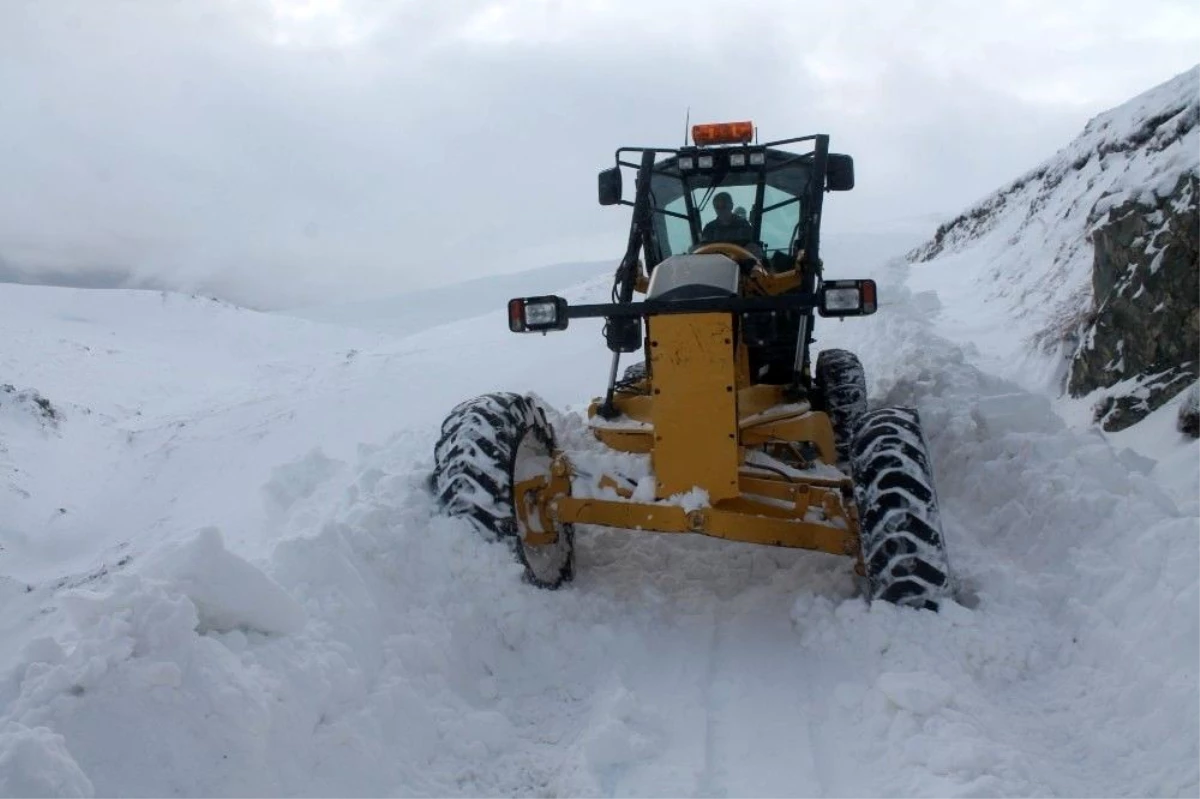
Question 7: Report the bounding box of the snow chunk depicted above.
[911,289,943,315]
[877,671,955,715]
[1116,446,1157,476]
[630,475,656,502]
[0,722,94,798]
[667,488,710,513]
[582,685,665,778]
[139,527,305,635]
[262,448,342,521]
[971,392,1063,435]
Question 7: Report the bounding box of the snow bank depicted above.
[0,722,93,797]
[0,229,1194,794]
[137,527,306,635]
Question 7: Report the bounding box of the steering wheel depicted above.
[690,242,763,271]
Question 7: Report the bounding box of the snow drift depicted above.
[0,77,1197,796]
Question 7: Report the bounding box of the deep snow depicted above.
[0,219,1196,795]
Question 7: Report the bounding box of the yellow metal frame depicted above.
[514,251,862,562]
[649,312,741,500]
[515,454,859,555]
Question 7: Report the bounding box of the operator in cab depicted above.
[702,191,754,244]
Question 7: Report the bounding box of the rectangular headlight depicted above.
[748,151,766,165]
[823,287,861,312]
[697,154,714,169]
[524,300,559,326]
[818,280,878,317]
[729,152,746,167]
[678,156,694,171]
[508,296,570,332]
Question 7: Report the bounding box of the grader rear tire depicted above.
[815,349,868,463]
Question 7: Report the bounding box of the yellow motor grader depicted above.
[433,122,952,610]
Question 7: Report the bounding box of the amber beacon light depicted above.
[691,120,754,146]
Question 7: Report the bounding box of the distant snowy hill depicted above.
[907,66,1199,418]
[279,227,937,339]
[283,260,612,336]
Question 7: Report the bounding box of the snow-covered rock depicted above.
[1071,166,1197,430]
[1179,381,1200,438]
[908,66,1199,426]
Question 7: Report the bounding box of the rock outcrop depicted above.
[1070,171,1199,430]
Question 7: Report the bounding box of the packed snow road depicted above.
[0,252,1195,796]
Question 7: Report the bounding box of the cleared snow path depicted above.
[0,255,1196,796]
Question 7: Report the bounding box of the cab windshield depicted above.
[646,148,814,264]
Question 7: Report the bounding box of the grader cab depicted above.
[433,122,953,610]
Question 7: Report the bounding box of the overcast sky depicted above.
[0,0,1197,309]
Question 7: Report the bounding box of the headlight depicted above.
[698,154,714,169]
[678,156,694,171]
[823,287,861,312]
[818,280,878,317]
[524,300,559,326]
[509,296,570,332]
[729,152,746,167]
[748,151,766,165]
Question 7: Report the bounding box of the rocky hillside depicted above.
[908,66,1199,432]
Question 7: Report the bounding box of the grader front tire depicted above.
[433,392,575,589]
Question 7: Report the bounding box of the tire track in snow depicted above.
[697,593,827,797]
[698,607,721,797]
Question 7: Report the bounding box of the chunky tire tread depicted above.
[433,392,574,588]
[621,361,647,383]
[851,406,952,610]
[815,349,868,463]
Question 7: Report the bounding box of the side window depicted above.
[759,186,800,255]
[662,196,693,256]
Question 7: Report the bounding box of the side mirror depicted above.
[826,154,854,191]
[598,166,623,205]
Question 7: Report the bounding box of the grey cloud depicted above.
[0,0,1196,309]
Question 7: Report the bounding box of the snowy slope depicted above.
[282,260,612,337]
[907,66,1199,394]
[905,66,1199,502]
[1,230,1196,796]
